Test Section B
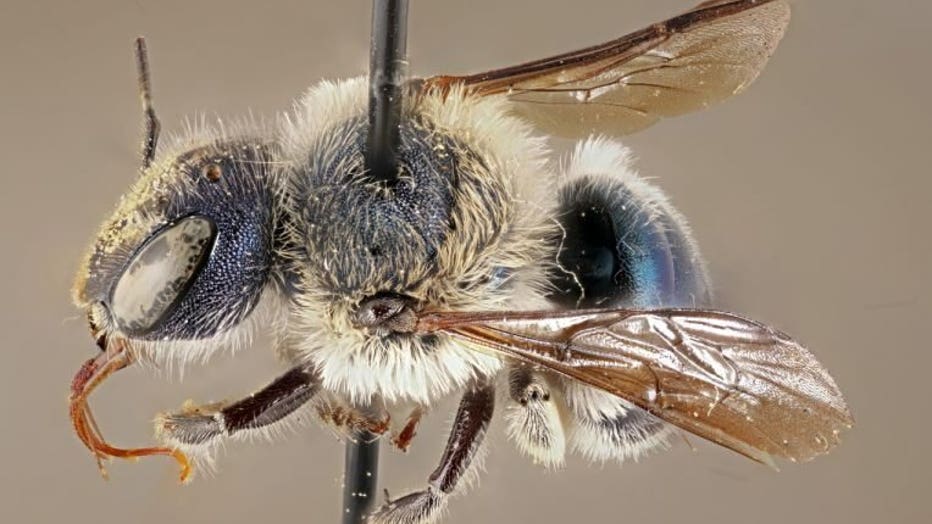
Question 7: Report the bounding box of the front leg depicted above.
[370,382,495,524]
[156,364,319,460]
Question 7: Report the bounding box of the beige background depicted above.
[1,1,929,523]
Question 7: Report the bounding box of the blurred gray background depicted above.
[1,1,929,523]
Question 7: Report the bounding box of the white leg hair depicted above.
[504,366,566,467]
[155,364,319,472]
[562,379,675,464]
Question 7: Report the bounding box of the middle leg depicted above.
[504,366,566,467]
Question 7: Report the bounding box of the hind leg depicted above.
[369,382,495,524]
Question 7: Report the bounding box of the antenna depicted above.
[134,37,161,170]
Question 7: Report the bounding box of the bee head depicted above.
[72,40,282,365]
[74,139,280,351]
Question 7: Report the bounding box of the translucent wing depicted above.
[418,308,853,466]
[420,0,791,137]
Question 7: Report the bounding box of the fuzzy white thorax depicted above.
[279,79,557,406]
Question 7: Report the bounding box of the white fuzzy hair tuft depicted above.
[563,379,675,464]
[278,79,557,406]
[504,398,567,468]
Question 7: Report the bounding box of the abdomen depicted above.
[547,138,711,309]
[545,137,711,463]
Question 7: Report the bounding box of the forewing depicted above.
[420,0,791,137]
[419,309,852,466]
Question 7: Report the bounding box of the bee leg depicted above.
[563,381,674,463]
[155,364,319,457]
[370,382,495,524]
[505,367,566,467]
[391,407,424,452]
[314,399,392,437]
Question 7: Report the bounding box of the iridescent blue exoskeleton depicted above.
[70,3,850,524]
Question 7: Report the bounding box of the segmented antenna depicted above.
[135,37,160,170]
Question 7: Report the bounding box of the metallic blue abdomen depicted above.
[548,175,710,309]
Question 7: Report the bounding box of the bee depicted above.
[70,1,852,523]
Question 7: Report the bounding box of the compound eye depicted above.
[110,216,216,335]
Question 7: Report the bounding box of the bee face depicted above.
[73,139,280,348]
